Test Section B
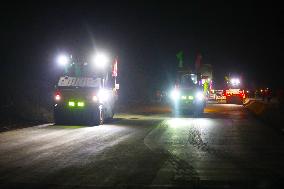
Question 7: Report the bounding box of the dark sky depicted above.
[1,1,283,98]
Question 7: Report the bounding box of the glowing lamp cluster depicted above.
[57,54,69,66]
[92,53,109,69]
[230,78,240,86]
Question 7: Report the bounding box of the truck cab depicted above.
[224,77,245,105]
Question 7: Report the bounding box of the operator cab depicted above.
[180,74,197,88]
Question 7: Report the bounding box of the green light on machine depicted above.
[77,102,85,107]
[68,101,75,107]
[188,96,194,100]
[181,96,187,100]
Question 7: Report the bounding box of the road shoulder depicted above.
[245,100,284,134]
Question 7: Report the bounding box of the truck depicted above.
[169,70,206,116]
[214,89,226,101]
[53,53,118,125]
[223,77,245,105]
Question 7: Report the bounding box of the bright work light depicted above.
[230,78,240,86]
[57,54,69,66]
[170,89,180,100]
[196,91,204,101]
[92,53,109,69]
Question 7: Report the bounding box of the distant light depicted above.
[77,102,85,107]
[190,74,197,84]
[92,53,109,68]
[57,54,69,66]
[230,78,240,86]
[181,96,187,100]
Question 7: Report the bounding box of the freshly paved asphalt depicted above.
[0,103,283,188]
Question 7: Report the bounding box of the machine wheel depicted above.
[54,109,64,125]
[105,108,114,123]
[109,108,114,119]
[54,113,61,125]
[90,106,104,126]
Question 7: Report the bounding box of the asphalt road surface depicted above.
[0,104,283,188]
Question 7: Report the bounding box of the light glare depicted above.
[78,102,85,107]
[55,94,61,101]
[92,95,98,102]
[230,78,240,85]
[196,91,204,101]
[98,89,110,102]
[170,89,180,100]
[93,53,109,68]
[68,101,75,107]
[57,54,69,66]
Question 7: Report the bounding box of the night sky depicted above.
[1,1,283,100]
